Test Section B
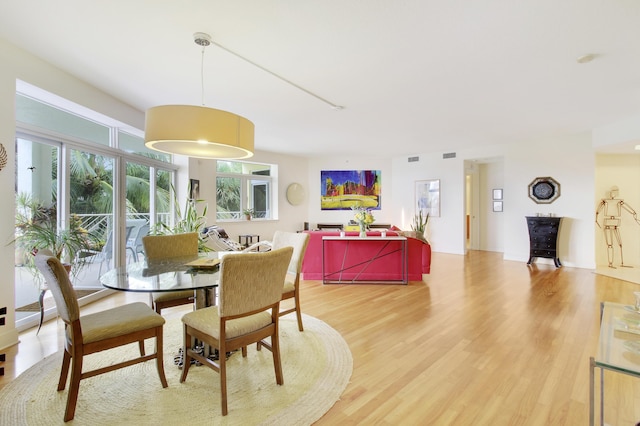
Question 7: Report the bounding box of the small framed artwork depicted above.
[190,179,200,200]
[492,188,503,200]
[415,179,440,217]
[493,201,503,212]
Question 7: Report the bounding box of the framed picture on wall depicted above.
[320,169,381,210]
[190,179,200,200]
[415,179,440,217]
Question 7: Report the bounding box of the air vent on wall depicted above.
[408,156,419,162]
[443,152,456,159]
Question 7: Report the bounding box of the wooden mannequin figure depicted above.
[595,186,640,268]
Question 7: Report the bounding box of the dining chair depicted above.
[269,231,310,331]
[180,246,293,416]
[142,232,199,314]
[34,251,168,422]
[219,230,310,331]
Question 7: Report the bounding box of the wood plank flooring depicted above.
[2,251,640,425]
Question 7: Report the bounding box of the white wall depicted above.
[382,133,596,267]
[479,161,504,252]
[191,150,310,243]
[502,133,596,268]
[391,153,466,254]
[0,41,19,349]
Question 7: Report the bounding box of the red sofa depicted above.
[301,230,431,282]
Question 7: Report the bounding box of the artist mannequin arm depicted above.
[621,201,640,226]
[595,200,606,228]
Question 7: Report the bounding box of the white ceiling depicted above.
[2,0,640,158]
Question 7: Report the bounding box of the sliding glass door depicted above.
[14,137,59,322]
[68,148,115,286]
[14,91,177,331]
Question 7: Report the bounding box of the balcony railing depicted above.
[76,213,170,239]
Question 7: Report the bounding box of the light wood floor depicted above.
[2,251,640,425]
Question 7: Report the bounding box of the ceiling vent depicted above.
[443,152,456,159]
[408,156,419,163]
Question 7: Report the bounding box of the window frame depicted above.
[215,160,275,221]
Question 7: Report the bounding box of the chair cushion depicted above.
[182,306,272,340]
[152,290,194,303]
[282,278,295,294]
[73,302,165,344]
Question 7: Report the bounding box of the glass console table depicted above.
[590,301,640,425]
[322,236,407,284]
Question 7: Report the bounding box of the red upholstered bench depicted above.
[301,230,431,282]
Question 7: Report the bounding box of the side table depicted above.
[238,234,260,249]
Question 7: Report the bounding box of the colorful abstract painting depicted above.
[321,170,381,210]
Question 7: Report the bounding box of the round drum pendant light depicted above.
[145,105,254,159]
[144,32,254,159]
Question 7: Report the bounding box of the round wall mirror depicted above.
[286,183,305,205]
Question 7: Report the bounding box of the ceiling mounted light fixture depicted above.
[144,32,254,159]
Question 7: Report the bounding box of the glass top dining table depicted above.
[99,254,221,293]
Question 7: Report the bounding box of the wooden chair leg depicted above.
[57,349,71,391]
[220,345,228,416]
[271,335,284,385]
[294,293,304,332]
[138,340,146,356]
[64,352,83,422]
[155,327,168,388]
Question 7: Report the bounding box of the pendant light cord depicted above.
[200,46,206,107]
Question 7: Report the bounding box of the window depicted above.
[16,94,110,146]
[216,160,274,220]
[118,130,171,163]
[14,86,177,330]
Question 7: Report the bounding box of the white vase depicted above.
[359,222,367,238]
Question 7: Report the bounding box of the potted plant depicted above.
[12,193,99,287]
[243,208,254,221]
[410,210,430,244]
[151,183,211,253]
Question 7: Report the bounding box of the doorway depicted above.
[464,158,504,254]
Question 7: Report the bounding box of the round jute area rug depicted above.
[0,314,352,426]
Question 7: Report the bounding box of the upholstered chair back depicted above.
[142,232,199,260]
[218,246,293,317]
[35,251,80,324]
[271,231,310,275]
